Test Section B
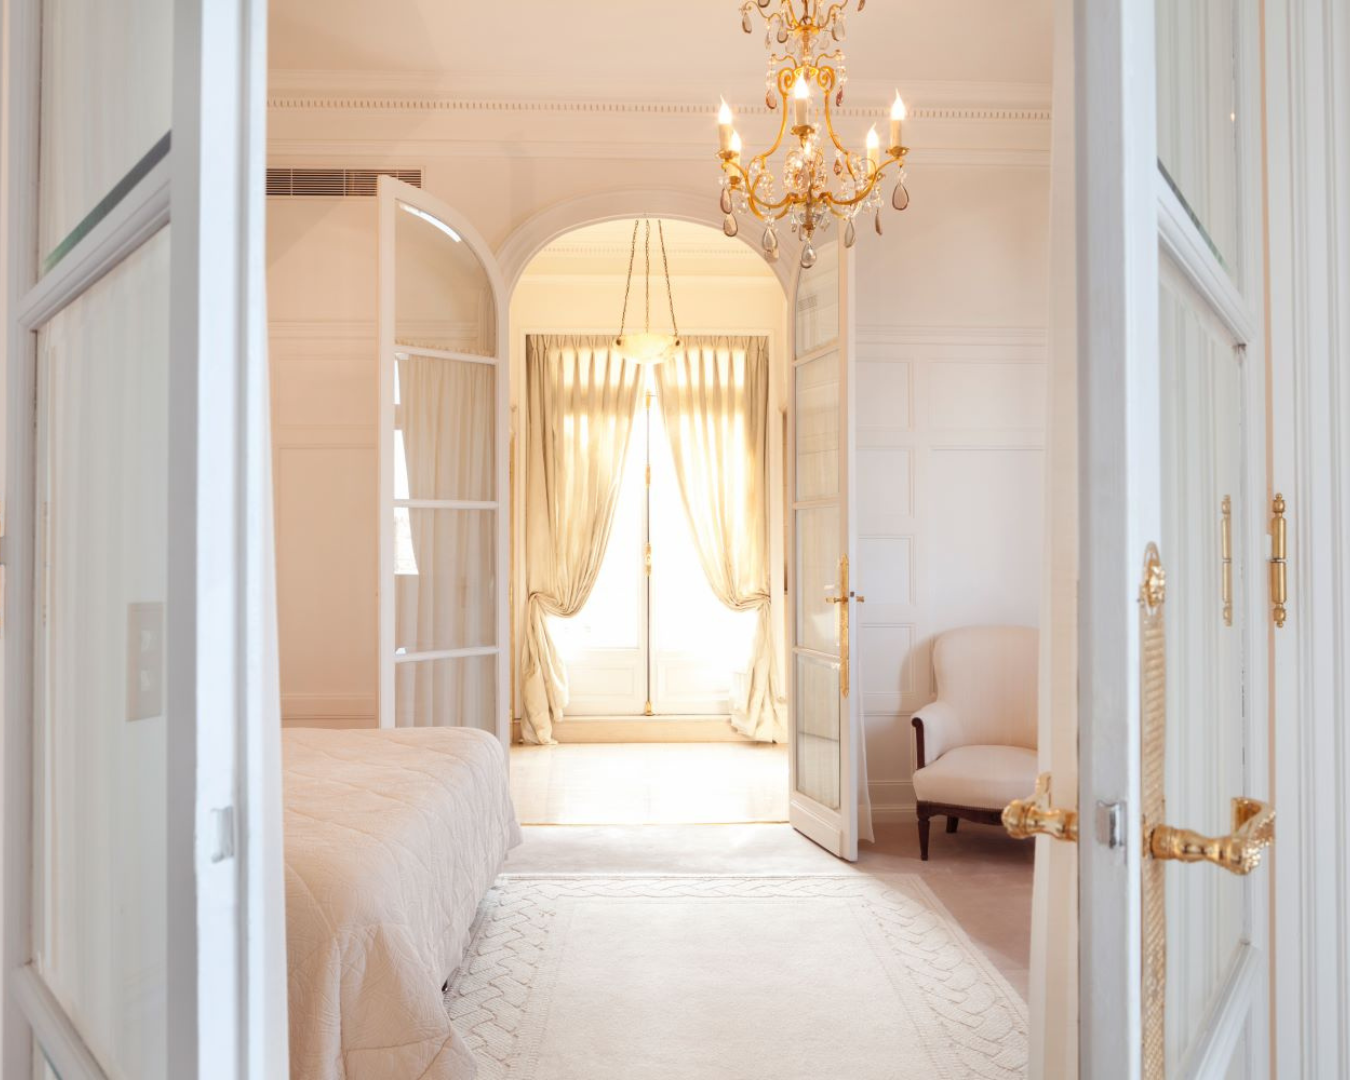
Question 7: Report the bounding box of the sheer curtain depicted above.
[654,336,785,742]
[396,355,496,726]
[521,336,644,744]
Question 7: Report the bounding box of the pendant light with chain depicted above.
[614,219,683,366]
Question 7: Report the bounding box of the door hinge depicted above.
[1269,493,1287,628]
[645,464,651,488]
[644,542,652,577]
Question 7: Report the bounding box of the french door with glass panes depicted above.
[377,176,510,741]
[786,237,864,861]
[1057,3,1274,1077]
[2,1,284,1077]
[551,374,759,718]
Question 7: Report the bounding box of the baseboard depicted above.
[869,804,918,825]
[513,716,759,744]
[283,693,376,730]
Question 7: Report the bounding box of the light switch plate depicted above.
[126,601,164,721]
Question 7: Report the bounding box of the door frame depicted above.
[1263,1,1350,1076]
[0,0,285,1075]
[376,175,511,743]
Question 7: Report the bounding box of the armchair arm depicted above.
[911,700,965,769]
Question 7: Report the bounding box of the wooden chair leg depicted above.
[946,816,959,834]
[917,808,931,861]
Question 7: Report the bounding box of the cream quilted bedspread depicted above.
[283,727,521,1080]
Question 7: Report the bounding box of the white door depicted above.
[1072,2,1272,1077]
[787,238,862,861]
[377,176,510,742]
[2,1,283,1078]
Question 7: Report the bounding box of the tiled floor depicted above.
[510,742,790,824]
[505,821,1035,998]
[506,740,1034,997]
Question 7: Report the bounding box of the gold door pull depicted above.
[1003,773,1079,843]
[1148,797,1274,875]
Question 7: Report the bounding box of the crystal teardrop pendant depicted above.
[723,213,739,238]
[858,0,866,9]
[762,226,778,253]
[844,219,856,248]
[766,89,776,109]
[874,210,884,235]
[800,242,817,269]
[892,181,910,211]
[720,187,733,215]
[835,87,845,107]
[742,10,753,33]
[833,18,846,40]
[776,26,788,42]
[758,0,771,7]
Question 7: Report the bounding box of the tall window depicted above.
[549,370,757,716]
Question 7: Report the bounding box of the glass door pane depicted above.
[1159,271,1249,1074]
[788,236,855,856]
[34,228,171,1080]
[1155,0,1241,275]
[380,178,507,734]
[39,0,173,261]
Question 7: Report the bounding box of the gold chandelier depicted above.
[716,0,910,269]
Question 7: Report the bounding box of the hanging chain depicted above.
[617,219,640,339]
[618,218,680,341]
[657,220,680,342]
[643,219,652,333]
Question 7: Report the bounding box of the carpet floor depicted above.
[446,874,1027,1080]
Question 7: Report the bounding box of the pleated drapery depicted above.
[654,337,784,742]
[520,336,644,744]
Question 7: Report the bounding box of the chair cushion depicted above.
[912,744,1038,811]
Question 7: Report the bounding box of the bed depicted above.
[283,726,521,1080]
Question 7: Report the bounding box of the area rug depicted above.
[445,875,1027,1080]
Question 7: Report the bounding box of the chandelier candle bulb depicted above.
[889,92,906,153]
[793,73,810,129]
[730,130,743,165]
[718,98,735,153]
[866,125,880,171]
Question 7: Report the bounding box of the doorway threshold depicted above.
[512,716,756,744]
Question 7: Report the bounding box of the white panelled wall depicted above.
[265,94,1050,823]
[852,164,1049,820]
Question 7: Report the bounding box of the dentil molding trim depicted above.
[268,71,1052,121]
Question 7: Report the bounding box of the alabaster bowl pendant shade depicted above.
[614,219,683,366]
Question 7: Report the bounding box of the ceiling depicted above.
[269,0,1054,101]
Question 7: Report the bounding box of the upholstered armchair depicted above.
[910,625,1038,860]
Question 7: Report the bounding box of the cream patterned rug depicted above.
[445,875,1027,1080]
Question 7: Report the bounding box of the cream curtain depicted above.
[521,336,644,744]
[654,336,785,742]
[396,355,496,727]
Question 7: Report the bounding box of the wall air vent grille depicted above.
[265,168,422,197]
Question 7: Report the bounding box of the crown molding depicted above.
[264,139,1049,169]
[267,70,1052,122]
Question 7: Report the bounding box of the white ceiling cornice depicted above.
[267,70,1052,122]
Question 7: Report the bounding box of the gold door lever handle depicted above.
[1148,797,1274,875]
[1003,773,1078,843]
